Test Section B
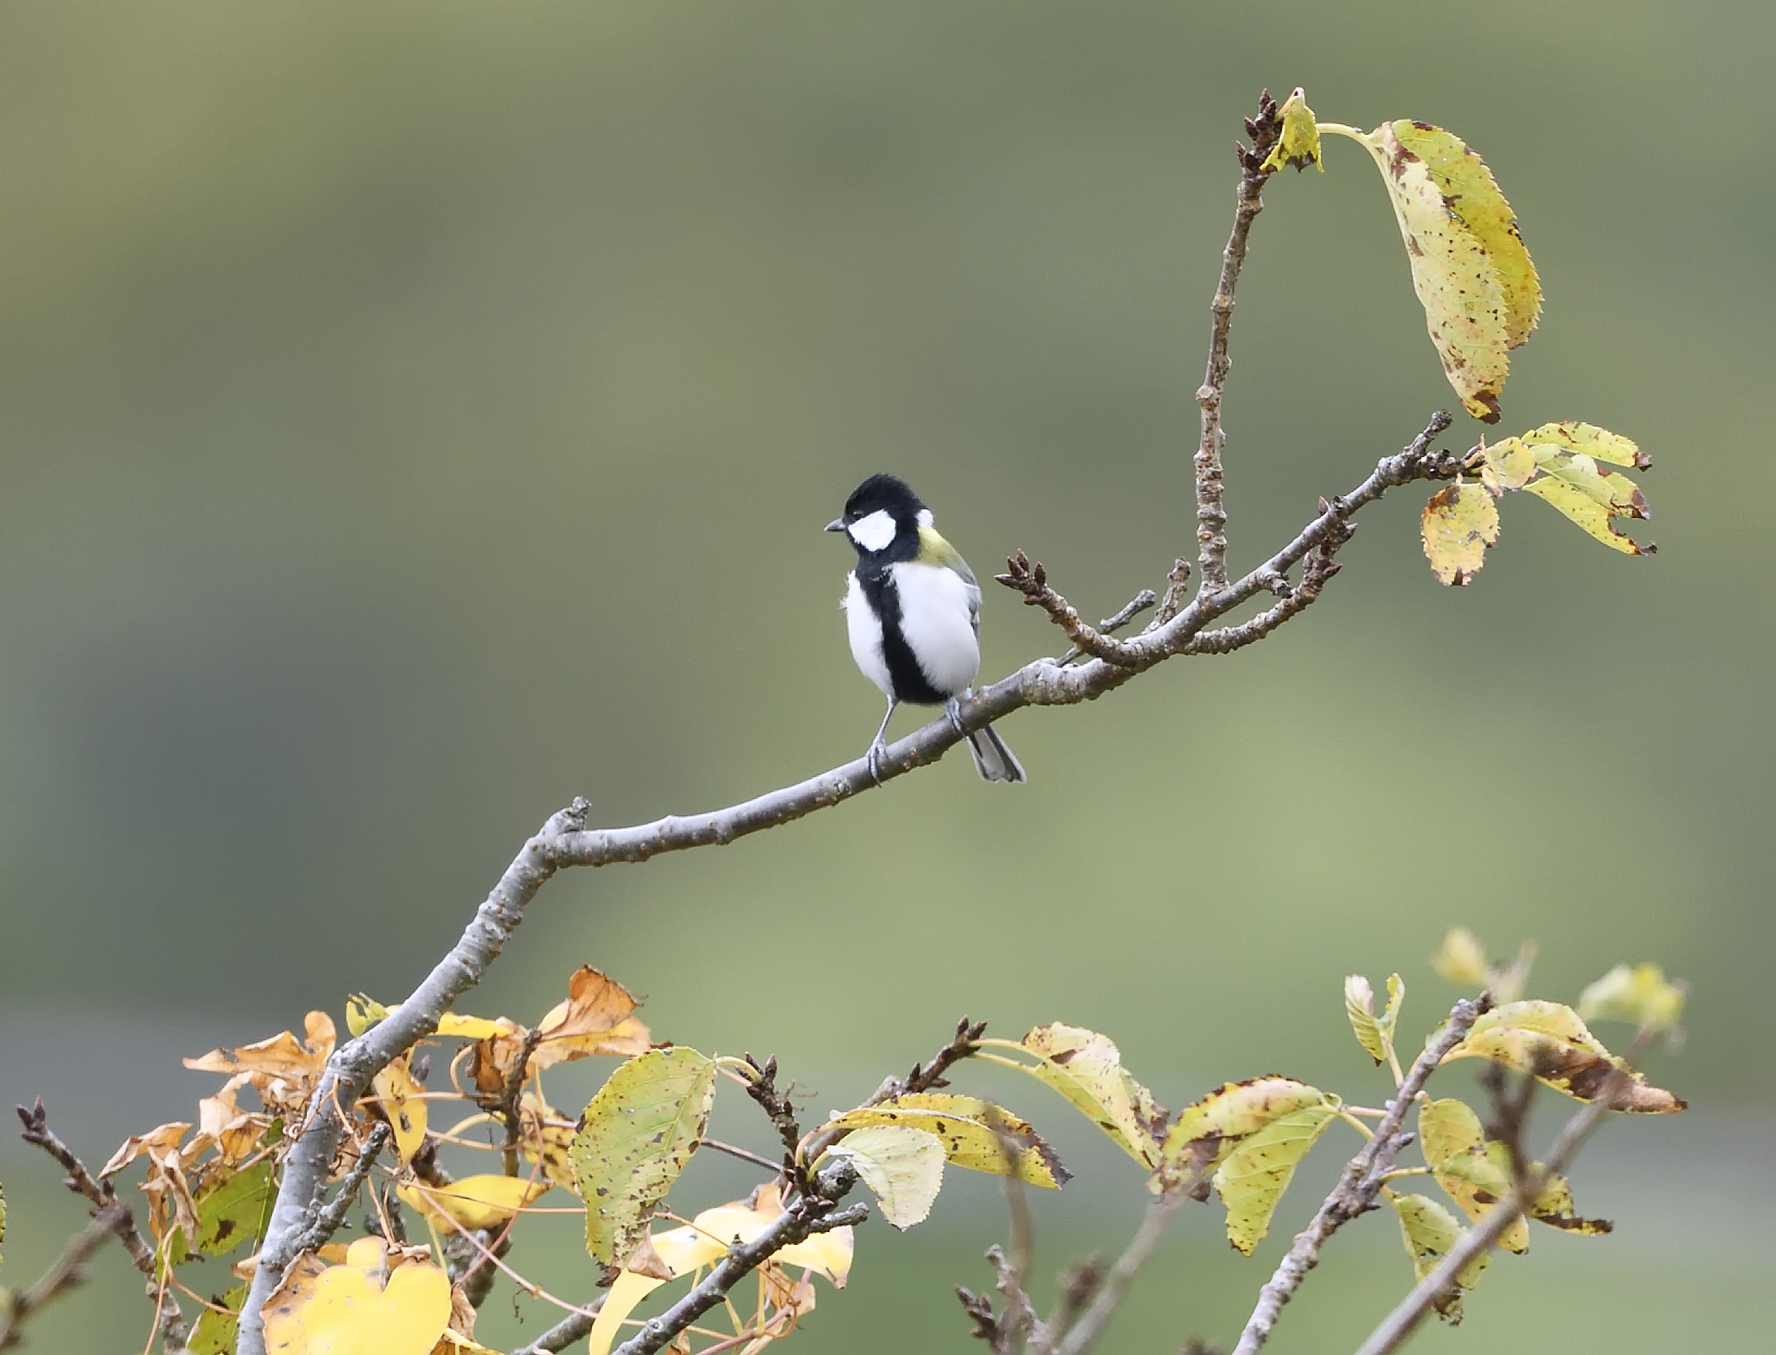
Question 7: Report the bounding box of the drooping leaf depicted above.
[1430,928,1489,986]
[1421,482,1500,585]
[262,1238,451,1355]
[1260,88,1322,173]
[670,1184,853,1284]
[1519,421,1649,470]
[1386,1190,1489,1322]
[1443,1001,1684,1112]
[517,1091,578,1190]
[1522,477,1648,555]
[188,1282,245,1354]
[1578,962,1688,1032]
[398,1175,551,1234]
[585,1269,670,1355]
[1161,1077,1334,1187]
[570,1046,716,1270]
[823,1094,1069,1188]
[1344,974,1404,1068]
[1390,121,1540,348]
[980,1025,1167,1167]
[1366,121,1515,422]
[1214,1101,1340,1254]
[1479,437,1538,494]
[1419,1100,1528,1253]
[194,1158,276,1259]
[1530,448,1648,517]
[820,1125,945,1230]
[1525,1172,1613,1235]
[373,1055,428,1168]
[184,1012,337,1118]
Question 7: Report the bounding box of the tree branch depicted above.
[15,1100,188,1351]
[285,1122,391,1258]
[1350,1043,1648,1355]
[1230,995,1489,1355]
[512,1303,602,1355]
[0,1204,127,1348]
[610,1159,867,1355]
[1041,1192,1191,1355]
[1195,90,1283,594]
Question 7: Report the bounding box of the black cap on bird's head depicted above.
[825,473,930,555]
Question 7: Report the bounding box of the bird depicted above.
[826,473,1026,784]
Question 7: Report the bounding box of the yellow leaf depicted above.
[184,1014,336,1118]
[1443,1000,1684,1113]
[1528,447,1648,518]
[1519,420,1649,469]
[1421,482,1500,585]
[1390,121,1540,349]
[585,1268,668,1355]
[433,1013,511,1040]
[1344,974,1403,1068]
[678,1184,853,1284]
[263,1244,452,1355]
[517,1091,578,1190]
[374,1056,428,1168]
[1577,962,1687,1032]
[1162,1077,1333,1187]
[1260,88,1322,173]
[1215,1102,1339,1254]
[1418,1100,1528,1254]
[1367,121,1513,422]
[1522,477,1648,555]
[1386,1190,1489,1322]
[1479,437,1538,494]
[823,1094,1068,1189]
[570,1047,716,1270]
[1525,1172,1613,1236]
[820,1125,944,1230]
[397,1175,550,1233]
[1430,928,1489,986]
[981,1024,1167,1167]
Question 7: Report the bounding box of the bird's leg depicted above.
[866,698,897,783]
[945,693,968,737]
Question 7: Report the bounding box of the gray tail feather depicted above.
[965,724,1027,784]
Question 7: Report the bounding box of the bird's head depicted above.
[825,473,932,557]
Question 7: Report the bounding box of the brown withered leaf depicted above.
[185,1012,337,1117]
[101,1122,192,1179]
[531,968,652,1070]
[196,1075,275,1167]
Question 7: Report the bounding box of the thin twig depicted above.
[498,1026,547,1177]
[511,1298,604,1355]
[0,1204,127,1348]
[804,1017,987,1163]
[1230,995,1490,1355]
[15,1100,189,1351]
[286,1122,391,1258]
[1350,1038,1651,1355]
[1041,1193,1192,1355]
[700,1138,787,1174]
[610,1160,867,1355]
[1195,90,1284,595]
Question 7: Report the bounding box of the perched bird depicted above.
[826,473,1026,783]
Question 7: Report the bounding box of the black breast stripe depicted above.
[854,564,948,706]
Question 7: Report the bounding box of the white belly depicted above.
[890,561,980,697]
[843,572,894,698]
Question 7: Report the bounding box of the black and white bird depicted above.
[826,474,1026,783]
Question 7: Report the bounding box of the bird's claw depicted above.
[866,740,888,784]
[945,696,967,737]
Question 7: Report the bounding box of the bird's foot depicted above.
[866,739,888,784]
[945,696,967,737]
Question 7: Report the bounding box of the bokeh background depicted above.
[1,1,1770,1350]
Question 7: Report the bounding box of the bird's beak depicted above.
[824,518,846,533]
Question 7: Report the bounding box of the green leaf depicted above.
[1260,88,1322,173]
[570,1047,716,1272]
[1419,1100,1528,1254]
[195,1158,277,1259]
[1530,448,1648,517]
[1421,482,1499,585]
[979,1024,1167,1168]
[820,1125,944,1230]
[823,1094,1069,1189]
[1443,1001,1684,1113]
[1519,421,1649,469]
[1214,1101,1339,1254]
[1386,1190,1489,1322]
[189,1283,247,1355]
[1578,962,1687,1031]
[1430,928,1489,986]
[345,994,389,1038]
[1344,974,1403,1068]
[1390,121,1540,349]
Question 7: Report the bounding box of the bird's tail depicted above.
[965,724,1027,784]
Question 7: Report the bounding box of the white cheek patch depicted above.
[847,509,897,553]
[916,508,934,529]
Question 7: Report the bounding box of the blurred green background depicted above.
[1,1,1771,1350]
